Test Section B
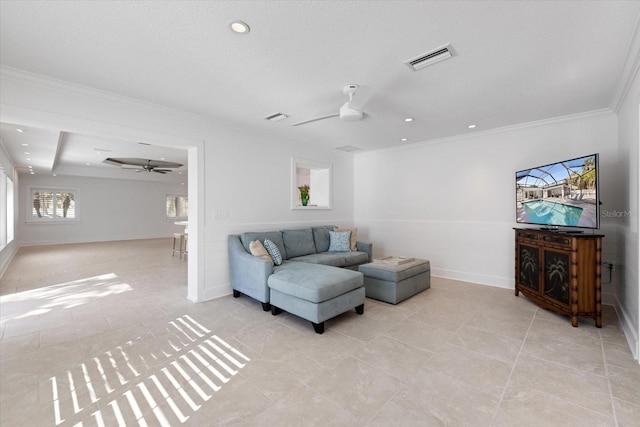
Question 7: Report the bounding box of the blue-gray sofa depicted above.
[228,225,372,333]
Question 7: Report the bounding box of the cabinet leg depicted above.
[596,315,602,328]
[571,316,578,327]
[515,288,519,297]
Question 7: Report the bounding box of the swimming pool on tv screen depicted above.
[521,199,583,227]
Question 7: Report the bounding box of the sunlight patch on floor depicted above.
[49,315,250,426]
[0,273,132,324]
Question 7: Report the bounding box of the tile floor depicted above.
[0,238,638,426]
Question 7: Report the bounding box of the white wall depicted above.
[616,69,640,360]
[0,69,356,301]
[18,174,187,245]
[354,111,620,296]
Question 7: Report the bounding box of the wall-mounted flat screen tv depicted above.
[516,153,600,229]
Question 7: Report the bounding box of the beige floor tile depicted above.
[528,316,602,347]
[494,382,615,426]
[239,385,355,426]
[603,341,640,372]
[427,342,513,395]
[384,318,453,352]
[353,335,433,381]
[510,354,613,417]
[522,331,606,376]
[1,238,637,427]
[375,366,499,426]
[449,325,523,364]
[613,398,640,427]
[608,364,640,406]
[305,356,402,423]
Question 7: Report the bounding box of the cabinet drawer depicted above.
[541,234,572,249]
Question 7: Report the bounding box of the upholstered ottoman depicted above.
[268,261,365,334]
[359,259,431,304]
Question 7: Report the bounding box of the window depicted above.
[0,172,7,248]
[28,187,79,223]
[6,176,13,244]
[291,158,332,209]
[166,194,188,219]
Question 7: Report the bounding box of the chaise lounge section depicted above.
[228,226,372,333]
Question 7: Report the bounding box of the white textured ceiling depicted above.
[0,1,639,177]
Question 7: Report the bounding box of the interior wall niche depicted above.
[291,158,332,209]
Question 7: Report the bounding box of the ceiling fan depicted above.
[292,84,374,127]
[104,157,183,174]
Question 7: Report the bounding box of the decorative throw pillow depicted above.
[334,227,358,251]
[328,230,351,252]
[249,240,274,265]
[263,239,283,265]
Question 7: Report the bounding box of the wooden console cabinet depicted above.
[514,228,604,327]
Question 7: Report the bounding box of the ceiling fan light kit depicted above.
[292,84,373,127]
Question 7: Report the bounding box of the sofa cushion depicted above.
[312,226,334,253]
[282,228,316,259]
[343,251,369,267]
[264,239,283,266]
[241,231,286,259]
[249,240,274,265]
[334,227,358,251]
[329,231,351,252]
[268,261,363,303]
[289,252,347,267]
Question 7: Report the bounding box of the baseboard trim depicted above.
[614,295,640,362]
[431,268,513,290]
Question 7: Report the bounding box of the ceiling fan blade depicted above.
[292,113,339,127]
[348,85,374,110]
[153,169,171,173]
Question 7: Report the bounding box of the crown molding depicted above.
[612,14,640,112]
[357,108,614,158]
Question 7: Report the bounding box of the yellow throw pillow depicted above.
[250,240,274,265]
[334,227,357,251]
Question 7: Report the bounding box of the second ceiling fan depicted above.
[292,84,374,127]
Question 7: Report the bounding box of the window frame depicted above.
[26,186,81,224]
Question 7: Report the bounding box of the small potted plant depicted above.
[298,185,310,206]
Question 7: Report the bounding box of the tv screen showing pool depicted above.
[515,153,599,229]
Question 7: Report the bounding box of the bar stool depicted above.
[172,233,185,258]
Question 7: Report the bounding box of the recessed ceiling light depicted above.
[230,21,250,34]
[24,152,31,155]
[404,118,414,122]
[468,124,477,129]
[86,163,91,166]
[26,158,31,161]
[30,171,35,174]
[401,138,408,142]
[21,143,28,147]
[16,128,24,133]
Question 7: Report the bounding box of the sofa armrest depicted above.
[356,241,373,262]
[228,235,273,303]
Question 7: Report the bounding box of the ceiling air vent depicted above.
[264,112,288,122]
[404,43,454,71]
